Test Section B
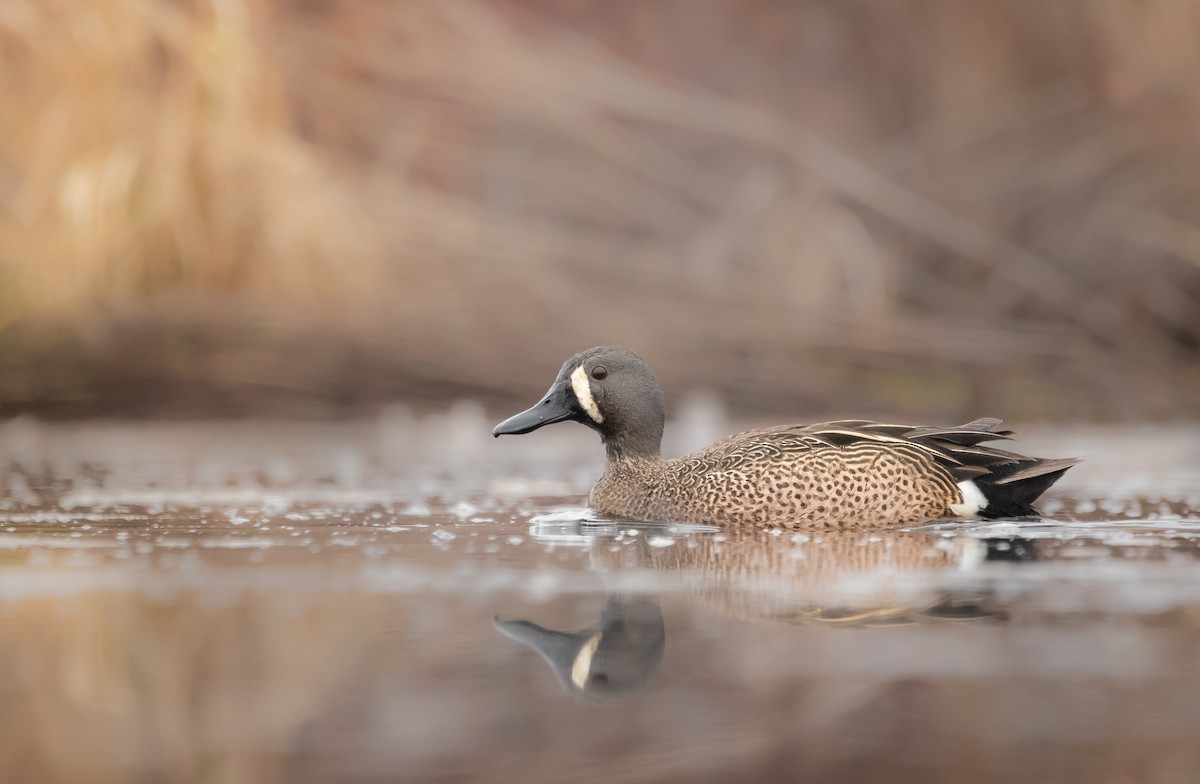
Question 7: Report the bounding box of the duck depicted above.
[491,346,1077,529]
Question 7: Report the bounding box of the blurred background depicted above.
[3,7,1200,782]
[2,0,1199,422]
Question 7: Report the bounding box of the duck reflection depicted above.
[494,594,664,703]
[587,526,1033,626]
[498,520,1039,700]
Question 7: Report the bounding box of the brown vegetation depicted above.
[1,1,1199,418]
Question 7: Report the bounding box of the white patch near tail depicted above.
[950,480,989,517]
[570,366,604,424]
[570,632,603,689]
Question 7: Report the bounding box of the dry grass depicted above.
[1,0,1199,418]
[0,0,380,326]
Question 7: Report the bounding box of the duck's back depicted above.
[590,419,1075,529]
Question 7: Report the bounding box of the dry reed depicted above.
[0,0,380,325]
[1,0,1199,418]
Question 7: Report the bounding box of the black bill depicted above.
[492,379,580,436]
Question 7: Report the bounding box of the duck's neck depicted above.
[599,379,666,464]
[602,424,664,464]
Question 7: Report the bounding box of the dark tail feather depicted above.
[976,457,1078,518]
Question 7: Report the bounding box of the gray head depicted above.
[492,346,666,459]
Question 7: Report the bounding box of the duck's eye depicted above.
[590,366,608,380]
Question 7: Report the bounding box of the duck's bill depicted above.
[493,617,577,661]
[492,381,579,436]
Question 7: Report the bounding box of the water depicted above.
[0,418,1198,783]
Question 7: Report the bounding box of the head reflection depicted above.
[494,594,664,703]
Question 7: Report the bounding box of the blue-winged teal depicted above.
[492,346,1077,528]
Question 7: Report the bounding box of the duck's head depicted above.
[492,346,665,458]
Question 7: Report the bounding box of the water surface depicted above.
[0,418,1198,783]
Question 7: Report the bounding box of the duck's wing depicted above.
[797,418,1016,479]
[699,418,1078,517]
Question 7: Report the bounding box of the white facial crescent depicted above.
[570,366,604,424]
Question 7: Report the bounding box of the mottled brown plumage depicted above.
[493,346,1077,529]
